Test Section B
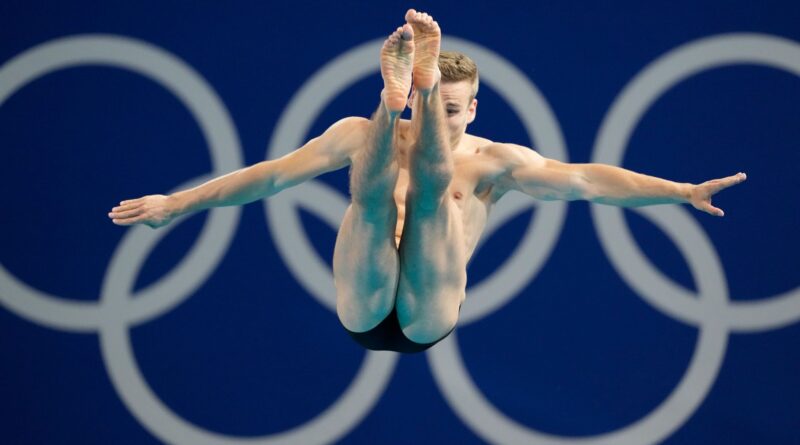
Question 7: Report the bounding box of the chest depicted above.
[394,165,485,206]
[392,160,492,229]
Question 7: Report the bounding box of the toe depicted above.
[401,24,413,40]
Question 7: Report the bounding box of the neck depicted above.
[449,133,464,151]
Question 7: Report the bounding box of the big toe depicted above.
[401,23,413,41]
[383,26,414,51]
[406,9,431,24]
[383,27,402,47]
[407,11,438,34]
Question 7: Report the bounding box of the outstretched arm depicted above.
[108,116,369,227]
[488,143,747,216]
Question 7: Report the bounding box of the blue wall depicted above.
[1,1,799,444]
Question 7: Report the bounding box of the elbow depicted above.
[267,163,281,189]
[569,173,596,202]
[254,160,284,197]
[266,172,287,197]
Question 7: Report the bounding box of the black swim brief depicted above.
[343,307,457,354]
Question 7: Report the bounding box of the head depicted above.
[409,51,479,143]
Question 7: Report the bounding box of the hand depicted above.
[689,172,747,217]
[108,194,176,228]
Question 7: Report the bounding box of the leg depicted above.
[333,25,413,332]
[333,104,398,332]
[396,10,467,344]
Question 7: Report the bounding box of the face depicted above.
[409,80,478,146]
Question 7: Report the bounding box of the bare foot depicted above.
[380,24,414,113]
[405,9,441,91]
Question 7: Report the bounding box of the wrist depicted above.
[166,193,187,218]
[679,183,695,203]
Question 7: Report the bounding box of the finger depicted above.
[110,202,143,214]
[111,202,143,213]
[711,172,747,193]
[119,197,145,206]
[722,172,748,187]
[111,216,141,226]
[109,207,144,219]
[702,202,725,217]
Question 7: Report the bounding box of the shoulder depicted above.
[479,142,546,169]
[315,116,371,156]
[464,134,494,150]
[327,116,370,135]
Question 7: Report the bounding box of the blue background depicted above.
[1,0,799,444]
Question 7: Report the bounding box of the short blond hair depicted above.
[438,51,479,98]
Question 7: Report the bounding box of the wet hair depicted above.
[438,51,479,98]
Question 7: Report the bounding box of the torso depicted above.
[391,121,503,259]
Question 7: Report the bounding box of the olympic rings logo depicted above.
[1,33,799,445]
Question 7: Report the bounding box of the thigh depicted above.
[333,204,400,332]
[396,197,467,344]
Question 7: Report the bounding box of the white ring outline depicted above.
[0,35,242,331]
[429,204,728,445]
[593,33,800,333]
[264,36,568,326]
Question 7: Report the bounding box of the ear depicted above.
[466,98,478,124]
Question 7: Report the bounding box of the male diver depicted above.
[108,10,747,353]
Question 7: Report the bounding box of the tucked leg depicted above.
[333,25,413,332]
[395,10,467,344]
